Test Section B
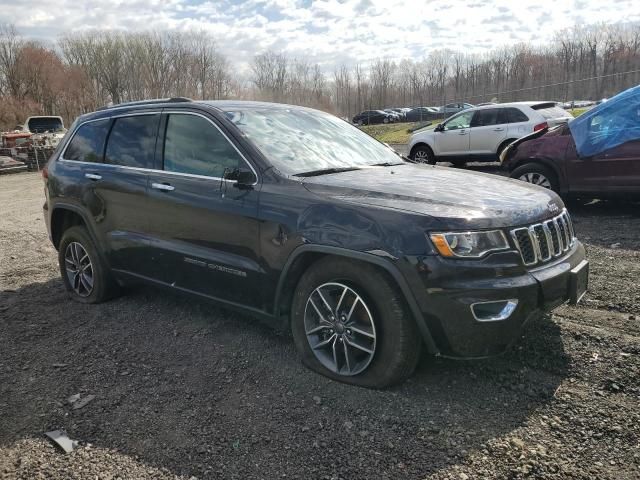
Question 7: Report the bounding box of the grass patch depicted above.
[568,107,588,117]
[360,121,433,144]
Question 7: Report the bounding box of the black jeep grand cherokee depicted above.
[43,98,589,388]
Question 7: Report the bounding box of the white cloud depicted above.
[2,0,639,72]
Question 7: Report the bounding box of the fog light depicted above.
[471,299,518,322]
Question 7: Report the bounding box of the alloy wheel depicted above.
[64,241,94,297]
[519,172,551,189]
[414,150,430,163]
[304,282,377,376]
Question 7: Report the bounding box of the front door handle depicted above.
[493,127,504,131]
[85,173,102,181]
[151,182,175,192]
[458,130,467,135]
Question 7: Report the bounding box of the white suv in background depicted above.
[408,102,573,165]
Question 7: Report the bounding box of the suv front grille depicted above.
[510,210,575,266]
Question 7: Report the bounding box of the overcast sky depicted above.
[2,0,639,72]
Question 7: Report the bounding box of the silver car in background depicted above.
[408,102,573,165]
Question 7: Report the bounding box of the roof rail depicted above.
[97,97,193,111]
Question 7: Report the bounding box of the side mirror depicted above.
[435,123,444,132]
[224,167,256,188]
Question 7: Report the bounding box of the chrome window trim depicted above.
[58,109,259,185]
[163,110,259,185]
[59,116,114,164]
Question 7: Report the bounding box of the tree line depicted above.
[1,21,639,130]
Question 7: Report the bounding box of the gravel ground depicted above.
[1,172,639,480]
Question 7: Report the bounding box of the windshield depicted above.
[223,107,401,175]
[27,117,64,133]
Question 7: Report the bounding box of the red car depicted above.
[502,86,640,198]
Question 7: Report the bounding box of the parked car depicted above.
[408,102,574,165]
[503,86,640,197]
[440,103,474,115]
[43,98,588,388]
[405,107,441,122]
[352,110,394,125]
[383,109,402,122]
[19,115,65,134]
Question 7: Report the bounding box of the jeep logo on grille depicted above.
[548,202,559,214]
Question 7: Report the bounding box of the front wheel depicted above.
[383,117,389,124]
[411,145,436,165]
[291,258,422,388]
[510,163,559,192]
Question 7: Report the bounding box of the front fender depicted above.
[274,244,439,355]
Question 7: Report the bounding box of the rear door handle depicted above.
[151,182,175,192]
[85,173,102,181]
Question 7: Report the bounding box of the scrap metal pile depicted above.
[0,117,65,174]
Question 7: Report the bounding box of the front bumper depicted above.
[403,241,587,358]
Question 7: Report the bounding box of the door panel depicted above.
[567,139,640,194]
[469,125,506,154]
[90,166,151,272]
[435,129,469,155]
[435,111,473,156]
[144,173,263,307]
[143,111,264,309]
[469,108,507,155]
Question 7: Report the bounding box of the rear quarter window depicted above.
[503,108,529,123]
[63,119,110,163]
[533,105,572,120]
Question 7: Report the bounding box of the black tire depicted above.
[410,144,436,165]
[510,163,560,193]
[58,225,119,304]
[383,117,389,124]
[291,257,422,388]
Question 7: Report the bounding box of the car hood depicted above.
[302,164,564,230]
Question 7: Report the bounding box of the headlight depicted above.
[429,230,509,258]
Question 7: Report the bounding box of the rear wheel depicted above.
[410,145,436,165]
[291,258,422,388]
[58,226,119,303]
[510,163,559,193]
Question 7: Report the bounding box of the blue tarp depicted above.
[569,84,640,157]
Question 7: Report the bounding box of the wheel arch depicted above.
[274,245,439,355]
[497,138,518,155]
[409,142,435,158]
[50,205,90,250]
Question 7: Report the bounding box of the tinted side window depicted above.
[163,114,244,178]
[105,114,159,169]
[63,119,110,163]
[503,108,529,123]
[470,109,500,127]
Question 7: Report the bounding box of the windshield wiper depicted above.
[293,166,361,177]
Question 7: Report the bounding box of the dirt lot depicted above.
[1,172,639,479]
